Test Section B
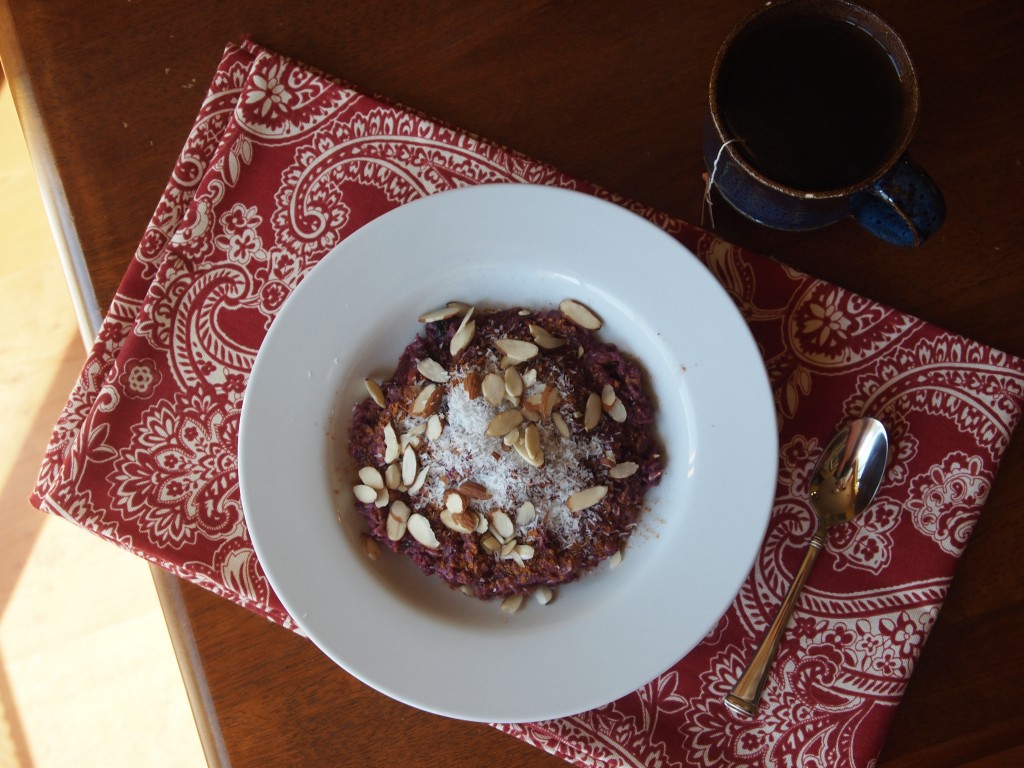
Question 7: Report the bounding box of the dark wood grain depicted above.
[1,1,1021,766]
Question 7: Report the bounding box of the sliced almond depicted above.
[504,366,524,399]
[607,398,628,423]
[609,461,639,479]
[408,466,429,495]
[352,484,378,504]
[534,586,554,605]
[361,534,382,561]
[513,437,545,468]
[559,298,602,330]
[450,319,476,357]
[383,421,400,463]
[524,423,541,460]
[552,411,570,438]
[384,462,402,490]
[401,445,417,486]
[463,371,482,399]
[385,515,406,544]
[567,485,608,512]
[494,338,539,363]
[411,383,438,416]
[584,392,602,431]
[540,383,561,418]
[364,378,386,407]
[416,358,448,383]
[500,539,518,558]
[515,543,535,561]
[503,428,521,447]
[516,500,536,526]
[450,307,476,357]
[374,487,390,508]
[601,383,617,407]
[521,368,538,388]
[387,500,411,541]
[528,323,567,350]
[458,481,491,500]
[358,466,384,490]
[481,372,505,407]
[441,508,479,534]
[609,548,624,569]
[417,305,462,323]
[407,513,440,549]
[521,392,543,419]
[480,533,501,554]
[445,490,467,514]
[426,414,443,440]
[500,594,524,614]
[485,409,524,437]
[490,511,515,540]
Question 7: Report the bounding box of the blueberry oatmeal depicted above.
[349,299,662,612]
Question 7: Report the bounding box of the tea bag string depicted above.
[701,138,739,229]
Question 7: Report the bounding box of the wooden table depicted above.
[2,1,1021,765]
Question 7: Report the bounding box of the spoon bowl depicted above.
[810,417,889,528]
[725,417,888,717]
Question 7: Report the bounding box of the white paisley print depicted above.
[30,39,1024,768]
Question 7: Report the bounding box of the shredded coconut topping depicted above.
[402,377,601,544]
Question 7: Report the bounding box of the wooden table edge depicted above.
[1,8,224,764]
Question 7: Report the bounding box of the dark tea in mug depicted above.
[715,13,907,191]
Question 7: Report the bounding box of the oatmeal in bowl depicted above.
[348,299,663,612]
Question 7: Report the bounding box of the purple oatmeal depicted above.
[348,300,662,608]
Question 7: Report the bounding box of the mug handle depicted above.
[852,156,945,247]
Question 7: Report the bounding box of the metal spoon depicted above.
[724,417,889,717]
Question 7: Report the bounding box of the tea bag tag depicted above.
[701,139,739,228]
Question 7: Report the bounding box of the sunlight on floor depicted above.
[0,75,206,767]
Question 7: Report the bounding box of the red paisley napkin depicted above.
[32,40,1024,767]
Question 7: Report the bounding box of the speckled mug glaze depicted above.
[704,0,944,247]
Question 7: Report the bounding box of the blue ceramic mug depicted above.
[704,0,944,247]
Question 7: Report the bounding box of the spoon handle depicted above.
[725,527,828,717]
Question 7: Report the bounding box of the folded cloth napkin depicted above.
[32,39,1024,767]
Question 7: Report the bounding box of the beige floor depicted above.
[0,78,206,766]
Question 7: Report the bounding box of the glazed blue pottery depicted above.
[705,0,945,247]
